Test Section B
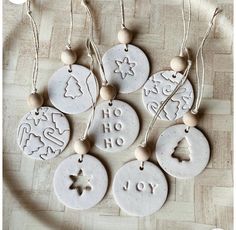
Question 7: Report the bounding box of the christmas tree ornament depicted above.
[142,0,194,121]
[101,0,150,94]
[54,0,108,210]
[85,1,140,153]
[48,0,98,114]
[17,0,70,160]
[156,8,221,179]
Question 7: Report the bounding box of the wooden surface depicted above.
[3,0,233,229]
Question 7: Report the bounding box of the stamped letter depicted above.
[136,181,145,192]
[149,183,158,194]
[123,181,130,191]
[104,138,112,148]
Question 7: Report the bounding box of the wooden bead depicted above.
[100,85,117,101]
[27,93,44,109]
[117,28,133,44]
[61,49,77,65]
[183,112,198,127]
[74,138,91,155]
[135,146,151,162]
[170,56,187,72]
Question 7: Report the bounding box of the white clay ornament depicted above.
[142,70,194,120]
[155,124,210,179]
[89,100,140,153]
[54,154,108,210]
[113,160,168,217]
[48,65,98,114]
[17,107,70,160]
[102,44,150,94]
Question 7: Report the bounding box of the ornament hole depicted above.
[108,102,113,106]
[172,74,176,78]
[185,129,189,133]
[35,111,39,115]
[78,158,83,163]
[124,48,128,52]
[68,69,72,73]
[139,166,144,171]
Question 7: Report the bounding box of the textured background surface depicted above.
[3,0,233,229]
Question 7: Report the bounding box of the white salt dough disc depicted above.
[102,44,150,94]
[9,0,26,4]
[53,154,108,210]
[17,106,70,160]
[142,70,194,120]
[88,100,140,153]
[48,65,98,114]
[113,160,168,217]
[156,124,210,179]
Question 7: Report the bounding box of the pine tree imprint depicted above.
[171,137,191,162]
[64,76,83,99]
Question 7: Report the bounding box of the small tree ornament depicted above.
[155,8,222,179]
[48,0,98,114]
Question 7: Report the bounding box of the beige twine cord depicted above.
[26,0,39,93]
[191,8,222,114]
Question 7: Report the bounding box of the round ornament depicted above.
[88,100,140,153]
[48,65,98,114]
[113,160,168,217]
[155,124,210,179]
[142,70,194,120]
[17,106,70,160]
[102,44,150,94]
[53,154,108,210]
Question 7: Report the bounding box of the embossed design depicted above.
[17,107,70,160]
[52,113,70,134]
[142,71,194,121]
[43,127,64,146]
[69,169,92,196]
[114,57,136,79]
[40,146,61,160]
[26,109,48,126]
[64,76,83,99]
[24,133,44,155]
[89,100,140,153]
[17,123,31,147]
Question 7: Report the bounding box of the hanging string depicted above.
[119,0,125,28]
[81,0,109,139]
[142,49,192,146]
[191,8,222,114]
[66,0,73,49]
[180,0,191,56]
[26,0,39,93]
[81,0,107,85]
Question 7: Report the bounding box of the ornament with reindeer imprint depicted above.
[48,65,98,114]
[112,160,168,217]
[102,44,150,94]
[17,107,70,160]
[142,70,194,120]
[53,154,108,210]
[88,100,140,152]
[155,124,210,179]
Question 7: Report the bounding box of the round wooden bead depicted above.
[61,49,77,65]
[100,85,117,101]
[135,146,151,162]
[74,138,91,155]
[117,28,133,44]
[27,93,44,109]
[183,112,198,127]
[170,56,187,72]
